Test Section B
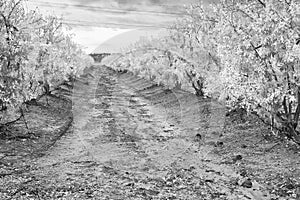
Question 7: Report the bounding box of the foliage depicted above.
[212,0,300,144]
[109,4,221,96]
[110,0,300,145]
[0,0,93,124]
[109,34,206,95]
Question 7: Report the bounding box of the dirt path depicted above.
[4,65,271,199]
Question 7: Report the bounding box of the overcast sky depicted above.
[25,0,210,53]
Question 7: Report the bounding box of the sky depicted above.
[25,0,208,53]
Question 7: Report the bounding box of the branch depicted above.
[294,87,300,128]
[250,42,263,59]
[1,13,10,40]
[250,42,279,82]
[286,124,300,145]
[283,96,288,117]
[285,0,291,6]
[208,52,220,68]
[256,0,266,7]
[8,0,22,19]
[124,47,199,69]
[185,70,194,82]
[254,44,262,50]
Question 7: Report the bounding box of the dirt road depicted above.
[2,65,271,199]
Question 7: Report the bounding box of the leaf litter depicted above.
[0,65,299,199]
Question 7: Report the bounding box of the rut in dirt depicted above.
[4,65,270,199]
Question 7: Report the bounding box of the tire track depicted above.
[20,65,270,199]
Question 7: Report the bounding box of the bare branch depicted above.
[8,0,22,19]
[256,0,266,7]
[294,87,300,128]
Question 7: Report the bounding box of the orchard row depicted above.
[0,0,93,124]
[109,0,300,145]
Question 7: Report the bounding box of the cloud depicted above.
[72,0,196,12]
[29,0,191,29]
[26,0,218,52]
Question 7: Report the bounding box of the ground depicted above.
[0,65,299,200]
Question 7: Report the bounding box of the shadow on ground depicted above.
[0,65,299,200]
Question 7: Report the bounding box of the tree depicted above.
[110,34,209,95]
[111,0,300,145]
[207,0,300,144]
[0,0,93,126]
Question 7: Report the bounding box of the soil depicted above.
[0,65,299,200]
